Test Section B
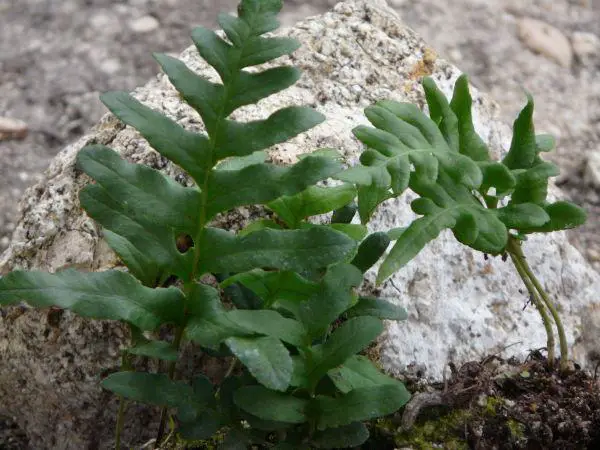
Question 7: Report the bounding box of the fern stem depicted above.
[507,243,555,367]
[510,239,569,372]
[115,396,126,450]
[155,326,185,448]
[115,351,132,449]
[215,358,238,399]
[224,358,238,379]
[509,252,555,364]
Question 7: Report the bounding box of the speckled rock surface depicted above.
[1,0,599,448]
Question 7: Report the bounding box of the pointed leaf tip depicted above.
[449,74,491,162]
[226,336,292,391]
[312,384,410,430]
[422,76,460,153]
[0,269,185,330]
[101,372,192,407]
[503,92,536,170]
[234,385,307,424]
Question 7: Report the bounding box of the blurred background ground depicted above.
[0,0,599,445]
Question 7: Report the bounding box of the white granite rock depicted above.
[517,17,573,68]
[0,116,28,141]
[585,151,600,188]
[128,15,160,33]
[1,1,598,447]
[572,31,600,61]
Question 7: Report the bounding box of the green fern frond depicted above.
[346,74,586,283]
[73,0,355,285]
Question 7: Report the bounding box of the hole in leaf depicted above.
[176,234,194,254]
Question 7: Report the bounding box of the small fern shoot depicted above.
[344,74,586,371]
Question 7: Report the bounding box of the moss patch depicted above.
[393,407,470,449]
[387,355,600,449]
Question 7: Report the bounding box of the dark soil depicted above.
[380,352,600,449]
[0,416,28,450]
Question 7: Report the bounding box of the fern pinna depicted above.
[342,74,586,371]
[0,1,410,447]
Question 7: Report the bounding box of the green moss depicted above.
[507,419,526,439]
[393,407,471,450]
[158,428,227,449]
[374,417,396,434]
[484,396,504,417]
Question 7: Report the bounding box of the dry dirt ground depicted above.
[0,0,599,448]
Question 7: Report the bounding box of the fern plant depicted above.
[0,1,410,448]
[340,74,587,371]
